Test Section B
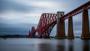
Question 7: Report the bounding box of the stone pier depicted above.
[56,12,65,39]
[81,9,90,39]
[67,16,74,39]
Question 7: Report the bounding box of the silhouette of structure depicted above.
[29,26,36,38]
[29,1,90,39]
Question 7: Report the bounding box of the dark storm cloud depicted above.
[0,22,37,35]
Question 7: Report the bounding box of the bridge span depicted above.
[29,1,90,39]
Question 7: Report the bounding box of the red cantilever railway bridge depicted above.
[29,1,90,39]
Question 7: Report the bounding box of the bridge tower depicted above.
[29,26,36,38]
[81,8,90,39]
[67,16,74,39]
[56,12,65,38]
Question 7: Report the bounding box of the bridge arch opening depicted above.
[73,13,82,37]
[65,19,68,36]
[88,9,90,33]
[50,25,57,37]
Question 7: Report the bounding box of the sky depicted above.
[0,0,90,36]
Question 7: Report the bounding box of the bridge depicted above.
[29,1,90,39]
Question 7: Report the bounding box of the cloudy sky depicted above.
[0,0,90,36]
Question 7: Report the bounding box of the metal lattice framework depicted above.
[36,13,57,38]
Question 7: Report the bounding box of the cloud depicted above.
[0,11,41,24]
[0,22,37,35]
[8,0,70,11]
[11,0,60,8]
[0,0,89,35]
[29,1,67,8]
[0,0,32,12]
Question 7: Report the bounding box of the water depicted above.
[0,38,90,51]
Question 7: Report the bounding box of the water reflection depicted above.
[56,40,65,51]
[68,40,74,51]
[38,43,55,51]
[82,40,90,51]
[37,39,90,51]
[0,38,90,51]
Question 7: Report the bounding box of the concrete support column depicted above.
[81,9,90,39]
[67,17,74,39]
[56,11,65,38]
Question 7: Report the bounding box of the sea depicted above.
[0,38,90,51]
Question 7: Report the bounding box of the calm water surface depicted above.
[0,38,90,51]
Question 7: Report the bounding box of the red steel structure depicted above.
[36,13,57,38]
[29,26,36,38]
[30,1,90,39]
